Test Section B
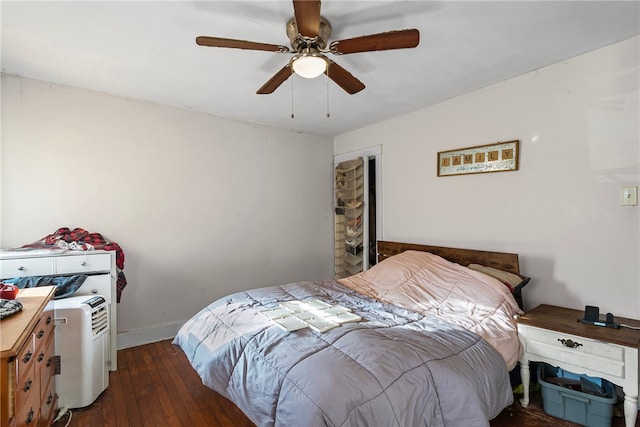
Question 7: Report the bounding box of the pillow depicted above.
[467,264,530,294]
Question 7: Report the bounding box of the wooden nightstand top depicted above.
[517,304,640,348]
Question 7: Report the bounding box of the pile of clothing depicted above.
[22,227,127,302]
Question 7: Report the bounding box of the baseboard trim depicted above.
[116,320,185,349]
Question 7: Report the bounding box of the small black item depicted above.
[82,296,106,308]
[580,305,620,329]
[53,355,61,375]
[584,305,599,321]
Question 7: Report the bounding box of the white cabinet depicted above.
[0,250,118,371]
[518,304,639,427]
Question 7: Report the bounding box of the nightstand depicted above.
[517,304,640,427]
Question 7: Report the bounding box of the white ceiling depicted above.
[2,1,639,137]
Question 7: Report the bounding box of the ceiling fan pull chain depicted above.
[291,71,295,119]
[326,72,330,118]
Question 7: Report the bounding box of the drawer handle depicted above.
[81,261,87,266]
[46,315,52,325]
[46,357,53,368]
[22,351,33,363]
[37,352,45,362]
[560,391,591,403]
[18,266,25,271]
[25,408,34,425]
[558,338,583,348]
[46,393,54,405]
[23,378,33,392]
[36,329,45,339]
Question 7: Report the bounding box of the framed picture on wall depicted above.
[437,140,519,177]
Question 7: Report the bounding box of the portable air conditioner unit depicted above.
[54,295,110,409]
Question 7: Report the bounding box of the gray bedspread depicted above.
[173,279,514,427]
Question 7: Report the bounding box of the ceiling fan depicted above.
[196,0,420,95]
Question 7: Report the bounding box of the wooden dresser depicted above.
[1,287,57,427]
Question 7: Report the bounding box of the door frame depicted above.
[334,145,382,270]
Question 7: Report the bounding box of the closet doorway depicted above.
[334,146,381,278]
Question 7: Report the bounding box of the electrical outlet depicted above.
[621,186,638,206]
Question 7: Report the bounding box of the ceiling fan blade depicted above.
[293,0,321,38]
[196,36,290,53]
[257,64,293,94]
[330,29,419,55]
[325,60,365,95]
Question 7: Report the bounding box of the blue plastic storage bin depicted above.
[537,363,617,427]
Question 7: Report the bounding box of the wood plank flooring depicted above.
[53,339,635,427]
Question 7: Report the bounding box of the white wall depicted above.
[1,74,335,344]
[335,36,640,318]
[2,35,638,344]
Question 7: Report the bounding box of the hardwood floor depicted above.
[53,340,253,427]
[53,339,635,427]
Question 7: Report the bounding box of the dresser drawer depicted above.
[38,336,56,400]
[15,362,38,416]
[56,253,111,274]
[73,274,113,303]
[0,257,54,279]
[39,379,56,427]
[33,311,55,353]
[13,389,39,427]
[16,337,35,383]
[522,326,625,378]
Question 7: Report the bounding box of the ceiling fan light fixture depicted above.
[291,53,327,79]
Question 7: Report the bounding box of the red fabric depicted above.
[24,227,127,302]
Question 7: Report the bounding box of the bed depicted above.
[173,241,530,426]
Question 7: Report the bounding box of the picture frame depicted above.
[437,140,519,177]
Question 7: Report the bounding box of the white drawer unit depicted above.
[0,256,55,278]
[518,304,640,427]
[524,327,626,378]
[0,249,118,371]
[56,252,111,275]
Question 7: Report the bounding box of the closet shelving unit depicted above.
[334,158,365,278]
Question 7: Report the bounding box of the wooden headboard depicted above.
[377,241,521,274]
